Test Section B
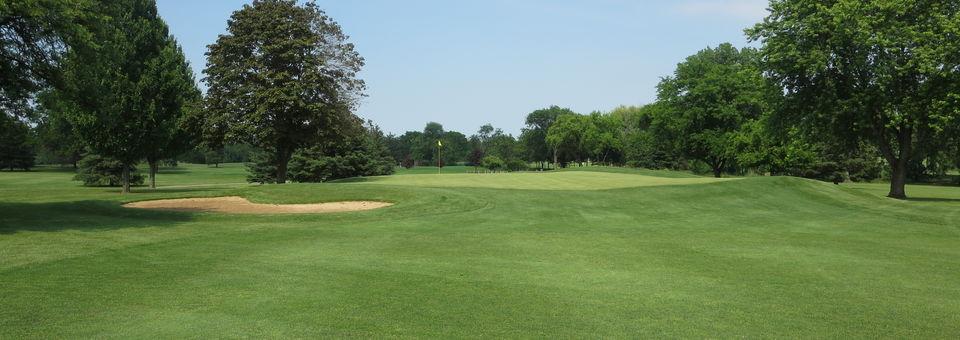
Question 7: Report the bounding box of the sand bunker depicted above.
[124,196,392,214]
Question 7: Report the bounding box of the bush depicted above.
[245,151,277,184]
[800,161,846,184]
[481,155,505,171]
[73,154,144,186]
[288,144,395,183]
[505,159,527,172]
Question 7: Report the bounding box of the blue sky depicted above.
[156,0,769,136]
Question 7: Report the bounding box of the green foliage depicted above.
[656,43,778,177]
[481,155,505,171]
[0,115,35,171]
[203,149,223,167]
[32,91,83,166]
[72,154,143,186]
[287,122,395,182]
[57,0,176,192]
[747,0,960,198]
[245,151,277,184]
[522,106,575,163]
[203,0,365,183]
[0,0,92,116]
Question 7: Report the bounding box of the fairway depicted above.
[2,165,960,338]
[354,170,734,190]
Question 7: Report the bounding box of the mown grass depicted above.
[1,165,959,338]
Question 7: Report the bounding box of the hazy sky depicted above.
[156,0,769,136]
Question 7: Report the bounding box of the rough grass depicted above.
[1,165,959,338]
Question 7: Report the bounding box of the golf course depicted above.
[1,165,958,338]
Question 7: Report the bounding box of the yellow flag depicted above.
[437,140,442,147]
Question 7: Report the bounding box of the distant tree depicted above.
[203,0,365,183]
[748,0,960,198]
[588,111,624,165]
[398,131,424,166]
[32,91,83,167]
[73,154,144,187]
[441,131,469,165]
[204,149,223,168]
[486,132,519,162]
[420,122,444,164]
[0,114,35,171]
[546,114,595,166]
[656,43,777,177]
[467,147,485,170]
[481,155,505,172]
[522,106,575,168]
[58,0,172,193]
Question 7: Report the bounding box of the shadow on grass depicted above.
[328,177,376,184]
[905,197,960,203]
[0,200,194,234]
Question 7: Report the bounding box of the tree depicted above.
[58,0,171,193]
[0,114,35,171]
[441,131,469,165]
[588,111,624,165]
[287,120,394,182]
[203,0,365,183]
[140,39,202,188]
[73,154,144,187]
[522,106,575,169]
[204,149,223,168]
[420,122,444,164]
[656,43,777,177]
[546,114,595,166]
[33,90,83,167]
[747,0,960,198]
[0,0,91,117]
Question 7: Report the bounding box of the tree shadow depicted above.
[905,197,960,203]
[328,177,376,183]
[0,200,195,234]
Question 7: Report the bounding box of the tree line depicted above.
[2,0,959,198]
[1,0,393,192]
[382,2,960,199]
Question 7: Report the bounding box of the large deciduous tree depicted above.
[203,0,365,183]
[59,0,171,193]
[0,0,91,116]
[522,106,574,169]
[140,40,201,188]
[747,0,960,198]
[657,43,777,178]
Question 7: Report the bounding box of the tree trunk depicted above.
[713,167,722,178]
[148,159,158,189]
[121,165,131,194]
[888,159,907,199]
[275,148,292,184]
[876,124,912,199]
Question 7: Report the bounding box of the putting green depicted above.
[353,170,734,190]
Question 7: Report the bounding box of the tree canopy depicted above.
[748,0,960,198]
[203,0,365,183]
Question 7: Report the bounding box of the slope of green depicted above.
[1,167,959,338]
[352,171,731,190]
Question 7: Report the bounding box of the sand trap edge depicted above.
[123,196,393,214]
